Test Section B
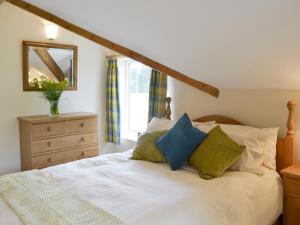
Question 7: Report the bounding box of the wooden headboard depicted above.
[166,98,296,173]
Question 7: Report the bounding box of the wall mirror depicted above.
[23,41,78,91]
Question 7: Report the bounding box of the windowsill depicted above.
[122,136,138,142]
[121,138,137,144]
[122,131,139,142]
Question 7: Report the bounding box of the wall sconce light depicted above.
[45,24,58,40]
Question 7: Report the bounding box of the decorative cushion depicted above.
[155,113,208,170]
[131,130,167,163]
[189,125,245,179]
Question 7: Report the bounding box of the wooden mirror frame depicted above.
[23,41,78,91]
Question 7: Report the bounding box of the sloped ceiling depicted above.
[25,0,300,89]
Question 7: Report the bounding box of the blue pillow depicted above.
[155,113,208,170]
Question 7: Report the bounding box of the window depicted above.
[118,58,151,141]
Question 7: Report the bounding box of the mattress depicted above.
[0,150,283,225]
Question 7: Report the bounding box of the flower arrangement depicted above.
[32,76,68,117]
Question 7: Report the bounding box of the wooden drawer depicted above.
[32,132,98,155]
[68,118,97,133]
[32,146,98,169]
[32,121,67,139]
[285,177,300,197]
[285,196,300,225]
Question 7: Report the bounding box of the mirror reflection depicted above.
[23,41,77,91]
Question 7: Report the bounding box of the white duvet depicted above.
[0,150,282,225]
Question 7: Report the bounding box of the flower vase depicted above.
[49,100,59,117]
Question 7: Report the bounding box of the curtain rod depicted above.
[106,54,126,59]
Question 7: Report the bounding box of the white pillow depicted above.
[221,124,279,172]
[145,118,176,132]
[260,127,279,170]
[195,123,279,174]
[229,137,266,174]
[195,123,216,133]
[192,120,216,127]
[145,117,215,133]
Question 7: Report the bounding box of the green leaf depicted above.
[36,76,67,101]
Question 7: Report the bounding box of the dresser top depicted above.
[281,163,300,179]
[18,112,97,123]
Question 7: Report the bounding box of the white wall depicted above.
[0,2,108,175]
[169,77,300,161]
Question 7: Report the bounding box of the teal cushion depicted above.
[189,125,245,179]
[155,113,208,170]
[131,130,167,163]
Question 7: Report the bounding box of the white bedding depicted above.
[0,150,282,225]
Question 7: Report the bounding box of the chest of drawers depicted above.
[281,163,300,225]
[18,112,98,170]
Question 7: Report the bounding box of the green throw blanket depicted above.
[0,170,125,225]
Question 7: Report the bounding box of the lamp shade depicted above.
[45,24,58,40]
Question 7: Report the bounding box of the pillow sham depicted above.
[229,137,266,174]
[155,113,208,170]
[189,125,245,180]
[192,120,216,127]
[260,127,279,169]
[145,118,176,133]
[219,124,279,170]
[146,117,215,133]
[195,123,216,133]
[218,124,266,174]
[131,130,167,163]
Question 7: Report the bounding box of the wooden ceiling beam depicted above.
[33,47,65,81]
[6,0,220,97]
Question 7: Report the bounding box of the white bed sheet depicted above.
[0,150,282,225]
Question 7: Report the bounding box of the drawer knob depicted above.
[47,127,51,132]
[81,152,86,156]
[80,123,85,127]
[47,142,52,147]
[47,158,53,163]
[81,137,85,142]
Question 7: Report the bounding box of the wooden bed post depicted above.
[287,100,296,136]
[165,97,171,120]
[284,100,297,167]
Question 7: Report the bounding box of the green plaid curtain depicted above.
[148,69,168,122]
[105,59,120,144]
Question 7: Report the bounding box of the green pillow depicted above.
[189,125,245,180]
[131,130,167,163]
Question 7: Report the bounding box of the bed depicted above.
[0,100,296,225]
